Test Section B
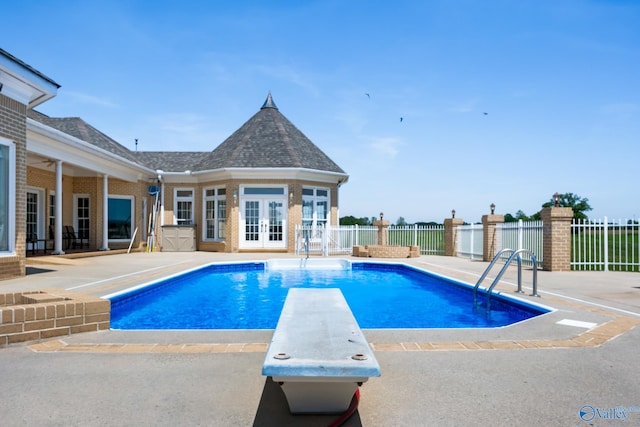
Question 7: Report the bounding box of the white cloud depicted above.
[370,136,402,158]
[65,91,119,108]
[254,64,320,96]
[447,98,480,113]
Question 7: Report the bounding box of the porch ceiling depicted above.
[26,153,105,178]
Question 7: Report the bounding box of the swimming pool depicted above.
[107,260,549,330]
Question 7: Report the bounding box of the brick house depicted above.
[0,49,348,279]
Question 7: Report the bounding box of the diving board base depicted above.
[271,376,366,414]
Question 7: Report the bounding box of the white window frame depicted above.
[49,191,56,228]
[302,186,330,228]
[73,194,90,241]
[202,187,226,241]
[0,138,16,254]
[174,188,194,225]
[26,186,46,243]
[107,195,135,242]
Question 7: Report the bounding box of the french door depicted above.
[240,199,286,249]
[26,188,46,250]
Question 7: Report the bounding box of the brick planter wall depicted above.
[0,289,110,347]
[353,245,420,258]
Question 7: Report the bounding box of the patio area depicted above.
[1,251,639,426]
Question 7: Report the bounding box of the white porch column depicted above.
[52,160,65,255]
[100,174,110,251]
[159,179,165,226]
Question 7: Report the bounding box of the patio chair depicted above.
[64,225,89,249]
[27,233,49,255]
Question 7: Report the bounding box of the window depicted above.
[174,188,194,225]
[203,187,226,240]
[49,192,56,228]
[108,196,134,240]
[302,187,329,228]
[243,187,285,195]
[74,195,90,241]
[26,191,38,239]
[0,139,15,253]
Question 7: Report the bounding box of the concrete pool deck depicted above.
[1,251,639,426]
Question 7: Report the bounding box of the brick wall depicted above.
[541,207,573,271]
[444,217,463,256]
[352,245,420,258]
[482,214,504,261]
[0,289,110,346]
[0,94,27,279]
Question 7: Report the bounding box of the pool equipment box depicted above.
[262,288,380,414]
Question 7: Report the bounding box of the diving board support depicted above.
[262,288,380,414]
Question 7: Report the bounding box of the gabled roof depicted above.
[28,94,346,177]
[192,93,346,174]
[132,151,209,172]
[28,110,141,164]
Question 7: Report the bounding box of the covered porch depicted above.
[25,115,156,256]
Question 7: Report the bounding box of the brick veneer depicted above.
[0,289,110,347]
[444,217,464,256]
[541,207,573,271]
[0,94,27,279]
[482,214,504,261]
[352,245,420,258]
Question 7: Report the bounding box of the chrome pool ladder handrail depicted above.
[473,248,540,312]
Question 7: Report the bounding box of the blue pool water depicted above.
[108,261,548,330]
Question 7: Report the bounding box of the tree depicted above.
[504,213,517,223]
[396,216,407,226]
[339,216,371,226]
[533,192,592,221]
[504,210,529,223]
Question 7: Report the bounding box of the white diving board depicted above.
[262,288,380,414]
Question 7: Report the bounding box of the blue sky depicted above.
[5,0,639,223]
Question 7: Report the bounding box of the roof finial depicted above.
[261,92,278,110]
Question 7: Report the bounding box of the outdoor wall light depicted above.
[233,190,238,206]
[490,203,495,215]
[451,209,456,218]
[289,191,294,205]
[553,192,561,207]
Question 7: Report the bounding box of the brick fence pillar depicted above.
[373,219,390,246]
[444,217,463,256]
[482,214,504,261]
[541,207,573,271]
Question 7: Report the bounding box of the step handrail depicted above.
[473,248,515,307]
[473,248,539,312]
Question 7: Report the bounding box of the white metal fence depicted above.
[388,224,445,255]
[295,217,639,272]
[294,224,445,256]
[456,220,543,264]
[496,220,543,266]
[571,217,639,271]
[456,224,483,260]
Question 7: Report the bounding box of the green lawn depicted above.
[572,230,639,272]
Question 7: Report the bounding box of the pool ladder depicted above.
[473,248,540,312]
